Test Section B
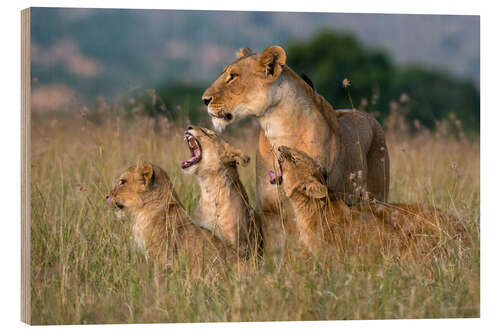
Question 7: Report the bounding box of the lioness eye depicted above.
[119,179,126,185]
[227,73,238,83]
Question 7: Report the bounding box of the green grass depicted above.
[30,113,479,324]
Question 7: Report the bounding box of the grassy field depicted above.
[29,110,479,324]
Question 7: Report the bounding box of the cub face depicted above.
[201,46,287,132]
[106,162,155,218]
[181,125,250,175]
[276,146,327,200]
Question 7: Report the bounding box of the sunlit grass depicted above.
[30,111,479,324]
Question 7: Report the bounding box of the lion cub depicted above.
[106,162,235,264]
[181,125,263,258]
[275,145,462,260]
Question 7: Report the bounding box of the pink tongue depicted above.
[268,170,282,185]
[181,156,196,167]
[268,170,276,183]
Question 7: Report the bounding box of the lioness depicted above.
[106,162,236,265]
[202,46,390,253]
[276,145,463,260]
[181,125,263,259]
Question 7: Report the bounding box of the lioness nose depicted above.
[202,97,212,106]
[186,125,193,130]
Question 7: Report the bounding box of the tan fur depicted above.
[276,146,463,261]
[202,46,390,253]
[106,162,236,266]
[182,126,263,258]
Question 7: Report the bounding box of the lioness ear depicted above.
[300,178,327,199]
[258,46,286,81]
[236,47,253,59]
[140,162,154,186]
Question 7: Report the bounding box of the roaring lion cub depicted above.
[276,146,462,260]
[181,125,263,258]
[106,162,235,264]
[202,46,390,253]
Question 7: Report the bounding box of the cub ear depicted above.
[300,178,327,199]
[140,162,154,186]
[236,47,253,59]
[224,145,250,167]
[234,152,251,167]
[258,46,286,81]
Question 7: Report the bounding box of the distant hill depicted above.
[30,8,479,102]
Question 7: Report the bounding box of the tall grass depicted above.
[30,109,479,324]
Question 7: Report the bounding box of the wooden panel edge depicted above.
[21,7,31,325]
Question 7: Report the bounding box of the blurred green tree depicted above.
[388,67,479,132]
[156,83,206,125]
[286,30,479,132]
[287,30,394,113]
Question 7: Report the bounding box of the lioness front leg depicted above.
[255,131,294,260]
[256,179,295,264]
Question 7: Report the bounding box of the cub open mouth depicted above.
[181,132,202,169]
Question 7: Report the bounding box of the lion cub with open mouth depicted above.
[275,145,464,261]
[106,162,235,264]
[181,125,263,259]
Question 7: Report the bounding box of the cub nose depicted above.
[202,97,212,106]
[186,125,193,130]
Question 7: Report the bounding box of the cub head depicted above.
[180,125,250,174]
[276,146,328,201]
[202,46,287,131]
[106,162,163,218]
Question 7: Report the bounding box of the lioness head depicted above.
[106,162,160,218]
[180,125,250,174]
[202,46,287,131]
[276,146,327,200]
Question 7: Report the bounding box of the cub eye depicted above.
[200,128,215,137]
[118,179,126,186]
[227,73,238,83]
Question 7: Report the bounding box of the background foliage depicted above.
[30,9,480,132]
[113,31,480,132]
